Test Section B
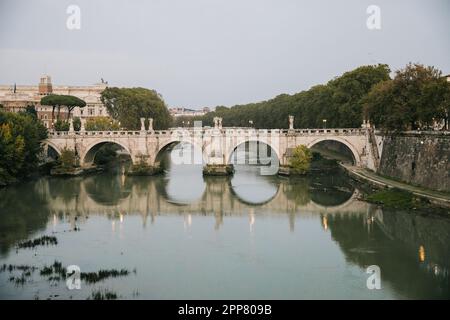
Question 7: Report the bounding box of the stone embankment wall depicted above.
[377,133,450,192]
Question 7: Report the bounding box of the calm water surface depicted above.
[0,149,449,299]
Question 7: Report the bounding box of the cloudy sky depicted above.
[0,0,449,108]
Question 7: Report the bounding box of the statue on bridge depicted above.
[140,118,154,131]
[213,117,223,129]
[289,115,294,130]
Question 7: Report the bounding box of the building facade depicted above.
[0,76,108,128]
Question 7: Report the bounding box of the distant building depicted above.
[0,76,108,128]
[169,106,210,117]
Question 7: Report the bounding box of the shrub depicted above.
[59,148,77,169]
[289,145,312,174]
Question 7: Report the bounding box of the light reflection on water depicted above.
[0,147,449,299]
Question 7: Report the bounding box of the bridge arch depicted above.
[81,140,132,166]
[306,137,361,165]
[42,140,62,162]
[155,138,207,166]
[226,139,281,166]
[44,141,62,156]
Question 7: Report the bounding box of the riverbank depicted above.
[341,163,450,208]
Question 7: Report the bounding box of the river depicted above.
[0,145,449,299]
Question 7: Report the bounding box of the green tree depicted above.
[289,145,313,174]
[0,110,47,185]
[193,64,390,129]
[328,64,391,127]
[59,147,76,169]
[54,120,70,131]
[101,87,171,130]
[440,85,450,130]
[73,117,81,131]
[363,80,399,130]
[25,105,38,119]
[364,63,450,131]
[85,117,120,131]
[40,94,86,124]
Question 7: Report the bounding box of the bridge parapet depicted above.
[44,125,374,171]
[47,127,367,138]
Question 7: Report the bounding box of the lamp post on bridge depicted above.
[69,118,74,133]
[323,119,327,129]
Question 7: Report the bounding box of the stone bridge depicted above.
[43,116,381,172]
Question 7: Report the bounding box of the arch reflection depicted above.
[83,169,131,205]
[34,160,361,220]
[158,142,206,204]
[230,165,280,205]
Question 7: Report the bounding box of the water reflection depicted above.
[84,173,131,205]
[230,165,279,205]
[161,160,206,205]
[328,209,450,298]
[158,142,206,204]
[0,152,449,299]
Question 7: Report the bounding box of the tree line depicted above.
[174,63,450,131]
[0,108,47,186]
[364,63,449,131]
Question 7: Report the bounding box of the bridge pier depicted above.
[202,164,234,176]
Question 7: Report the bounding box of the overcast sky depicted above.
[0,0,449,109]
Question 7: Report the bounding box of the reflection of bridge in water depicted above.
[40,174,371,230]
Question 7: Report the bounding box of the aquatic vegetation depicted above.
[40,265,54,276]
[40,261,66,278]
[89,289,118,300]
[8,272,31,286]
[132,289,140,298]
[38,261,131,284]
[52,261,64,274]
[366,188,423,209]
[2,260,132,298]
[81,269,129,284]
[0,264,37,273]
[48,276,61,282]
[17,235,58,249]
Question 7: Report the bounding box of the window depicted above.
[88,108,94,116]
